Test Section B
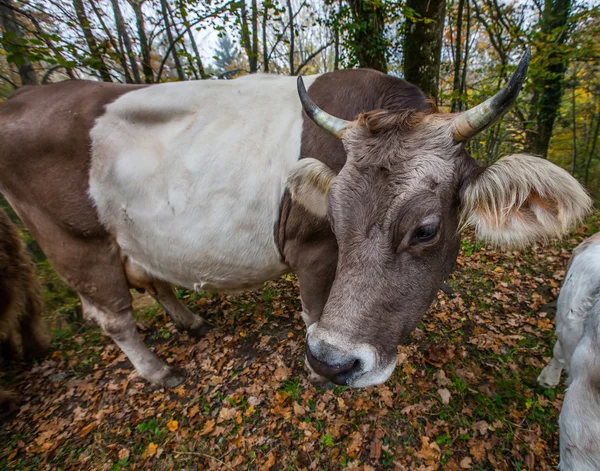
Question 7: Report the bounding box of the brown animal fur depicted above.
[0,207,49,416]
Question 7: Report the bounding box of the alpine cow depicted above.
[0,49,592,388]
[537,233,600,470]
[0,207,49,417]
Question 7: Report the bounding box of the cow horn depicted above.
[297,76,350,139]
[453,48,531,142]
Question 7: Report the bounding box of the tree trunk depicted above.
[262,3,269,72]
[525,0,573,158]
[166,0,197,79]
[111,0,140,83]
[239,0,257,73]
[89,0,131,82]
[403,0,446,103]
[347,0,387,72]
[451,0,465,112]
[0,0,38,85]
[128,0,153,83]
[287,0,294,74]
[584,109,600,186]
[179,2,207,79]
[159,0,185,81]
[570,72,577,175]
[460,0,471,103]
[252,0,258,72]
[72,0,112,82]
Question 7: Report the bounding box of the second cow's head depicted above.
[288,49,592,388]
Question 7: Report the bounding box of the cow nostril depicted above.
[306,346,361,384]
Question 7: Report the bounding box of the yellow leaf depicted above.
[146,442,158,458]
[244,405,255,417]
[167,420,178,432]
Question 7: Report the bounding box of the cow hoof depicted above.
[537,375,560,389]
[164,374,185,388]
[186,322,214,339]
[156,368,186,388]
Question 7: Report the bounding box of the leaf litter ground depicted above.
[1,215,599,471]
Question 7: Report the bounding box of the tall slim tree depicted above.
[178,2,207,79]
[159,0,185,80]
[403,0,446,103]
[89,0,132,82]
[110,0,141,83]
[526,0,573,158]
[262,2,269,72]
[239,0,258,73]
[0,0,38,85]
[287,0,294,74]
[128,0,153,83]
[347,0,387,72]
[451,0,466,112]
[72,0,112,81]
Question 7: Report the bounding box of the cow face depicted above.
[287,51,592,388]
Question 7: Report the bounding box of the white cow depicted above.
[538,232,600,470]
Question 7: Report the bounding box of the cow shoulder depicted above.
[0,80,143,237]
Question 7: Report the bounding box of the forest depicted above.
[0,0,599,194]
[1,1,600,470]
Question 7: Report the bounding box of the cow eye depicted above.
[413,224,439,244]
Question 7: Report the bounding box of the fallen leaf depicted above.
[261,453,275,470]
[199,419,215,436]
[188,405,199,419]
[460,456,472,469]
[167,420,178,432]
[438,388,451,404]
[145,443,158,459]
[293,402,305,415]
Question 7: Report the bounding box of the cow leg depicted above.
[150,281,211,337]
[537,340,565,388]
[80,295,181,386]
[3,213,180,387]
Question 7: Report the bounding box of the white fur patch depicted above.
[538,235,600,469]
[461,154,592,247]
[89,74,318,290]
[287,158,337,217]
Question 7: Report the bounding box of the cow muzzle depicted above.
[305,324,397,387]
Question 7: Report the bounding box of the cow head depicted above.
[288,49,592,388]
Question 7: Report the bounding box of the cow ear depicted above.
[461,154,592,247]
[287,158,337,217]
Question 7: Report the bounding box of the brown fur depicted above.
[0,208,49,416]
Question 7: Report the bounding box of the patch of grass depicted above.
[281,378,302,402]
